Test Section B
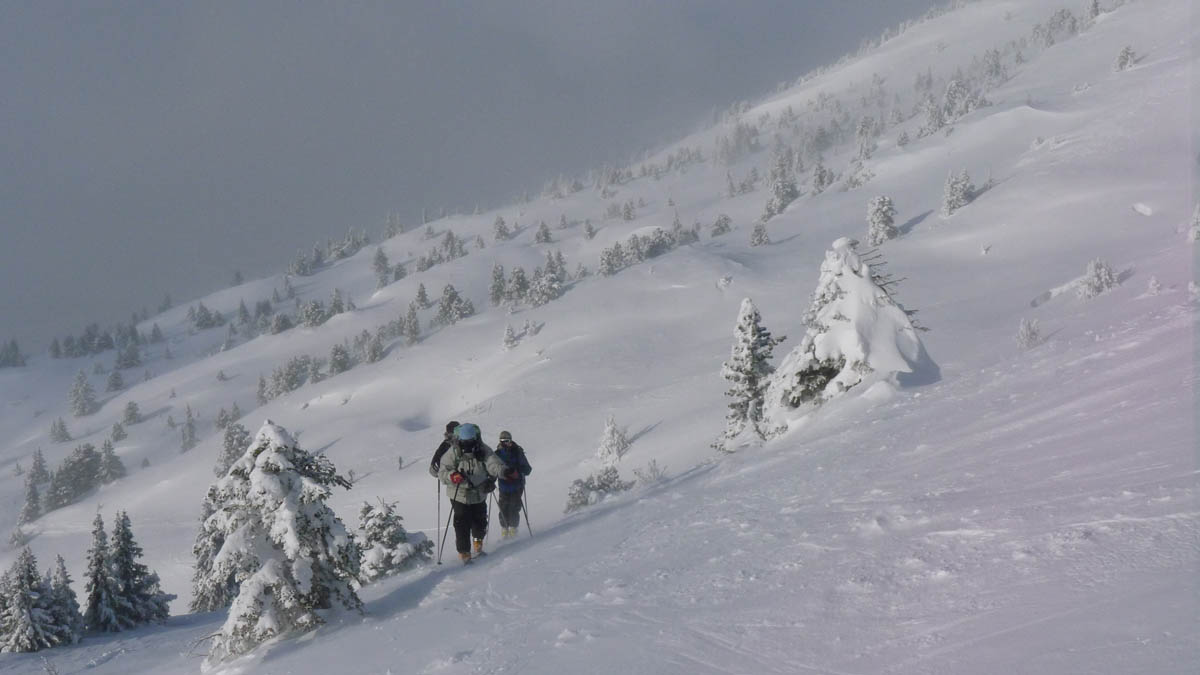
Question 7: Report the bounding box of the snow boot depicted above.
[473,539,486,557]
[459,552,472,564]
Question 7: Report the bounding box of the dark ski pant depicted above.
[451,500,488,553]
[498,489,524,529]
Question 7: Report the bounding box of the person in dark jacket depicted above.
[439,422,507,562]
[494,430,532,538]
[429,420,459,477]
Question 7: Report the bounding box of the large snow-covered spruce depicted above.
[201,421,361,663]
[0,548,76,652]
[716,298,782,451]
[765,238,934,426]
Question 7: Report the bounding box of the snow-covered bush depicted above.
[563,467,634,514]
[765,238,932,424]
[200,421,360,663]
[866,195,897,245]
[1015,318,1043,349]
[711,214,733,237]
[1076,258,1118,299]
[1113,46,1136,72]
[749,223,770,247]
[632,460,668,486]
[357,499,432,582]
[596,415,631,468]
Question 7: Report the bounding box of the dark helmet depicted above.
[498,430,512,442]
[445,420,460,434]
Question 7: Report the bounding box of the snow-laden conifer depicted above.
[1076,258,1118,299]
[564,467,634,514]
[202,422,361,663]
[534,221,553,244]
[493,215,511,241]
[596,415,631,468]
[68,370,96,417]
[110,420,127,442]
[762,144,799,221]
[47,555,83,644]
[107,511,173,629]
[372,247,391,289]
[749,223,770,247]
[402,303,421,345]
[489,262,506,305]
[866,195,898,245]
[711,214,733,237]
[215,422,251,478]
[105,370,124,393]
[329,342,352,375]
[598,244,624,276]
[715,299,782,451]
[1113,46,1136,72]
[1187,204,1199,243]
[415,283,431,309]
[941,169,975,216]
[357,499,432,582]
[502,324,518,350]
[82,514,119,632]
[1015,318,1043,349]
[506,267,530,303]
[29,449,49,485]
[765,239,932,425]
[98,439,126,484]
[0,548,74,652]
[18,476,39,525]
[180,405,198,452]
[433,284,475,327]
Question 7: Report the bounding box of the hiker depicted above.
[438,422,506,562]
[494,430,532,538]
[429,420,459,477]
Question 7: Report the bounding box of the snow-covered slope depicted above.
[1,0,1196,672]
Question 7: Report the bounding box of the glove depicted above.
[505,469,520,480]
[450,472,464,485]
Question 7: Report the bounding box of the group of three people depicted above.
[429,420,532,563]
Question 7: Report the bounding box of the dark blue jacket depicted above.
[495,441,531,493]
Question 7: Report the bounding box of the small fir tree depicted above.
[596,415,631,468]
[415,283,431,309]
[372,247,391,289]
[493,216,511,241]
[715,299,782,451]
[506,267,530,303]
[123,401,141,426]
[49,418,72,443]
[69,370,97,417]
[181,405,198,452]
[866,195,898,245]
[0,549,75,652]
[29,449,50,485]
[110,421,127,442]
[502,324,519,350]
[357,499,433,582]
[762,144,799,221]
[564,467,634,514]
[941,169,975,216]
[47,555,83,644]
[1015,318,1043,349]
[1113,46,1136,72]
[750,223,770,247]
[18,476,39,525]
[215,422,251,478]
[98,439,126,483]
[82,514,120,632]
[489,263,506,305]
[403,304,421,345]
[711,214,733,237]
[534,221,553,243]
[1077,258,1118,299]
[105,370,124,392]
[107,512,173,629]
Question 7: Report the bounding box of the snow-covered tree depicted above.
[528,268,562,307]
[1077,258,1118,299]
[0,548,75,652]
[563,467,634,514]
[181,405,198,453]
[1015,317,1043,349]
[896,130,911,147]
[711,214,733,237]
[215,422,250,478]
[765,238,931,424]
[201,422,361,663]
[98,439,126,484]
[1113,46,1136,72]
[357,499,432,582]
[110,420,127,442]
[506,267,529,304]
[46,555,83,644]
[762,144,799,221]
[29,449,49,485]
[534,221,553,244]
[493,215,511,242]
[402,304,421,345]
[82,514,119,632]
[43,443,100,510]
[49,418,71,443]
[749,223,770,247]
[598,242,625,276]
[115,342,140,370]
[415,283,431,309]
[328,343,352,375]
[107,511,173,629]
[811,160,834,195]
[69,370,96,417]
[866,195,898,245]
[583,221,597,240]
[596,415,631,468]
[941,169,975,216]
[715,299,782,451]
[489,263,506,305]
[502,324,518,350]
[433,284,475,327]
[18,476,39,525]
[364,332,385,363]
[372,247,391,289]
[1147,276,1162,296]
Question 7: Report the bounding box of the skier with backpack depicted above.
[494,430,532,538]
[429,420,459,477]
[438,422,507,562]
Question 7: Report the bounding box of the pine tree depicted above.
[1113,46,1136,72]
[941,169,975,216]
[69,370,97,417]
[596,415,631,468]
[0,548,74,652]
[1187,203,1200,243]
[392,262,407,281]
[149,323,164,343]
[329,288,345,315]
[29,449,49,485]
[1015,318,1042,349]
[110,420,127,442]
[49,338,62,359]
[1077,258,1118,299]
[115,342,140,370]
[503,324,518,350]
[583,221,597,240]
[866,195,898,245]
[107,512,173,629]
[433,285,474,327]
[489,263,507,306]
[47,555,83,644]
[415,283,431,309]
[372,247,391,289]
[18,476,39,525]
[49,418,71,443]
[202,422,361,663]
[711,214,733,237]
[215,407,231,431]
[403,304,421,345]
[329,343,352,375]
[257,375,270,406]
[215,422,251,478]
[98,439,126,483]
[83,514,120,632]
[598,243,624,276]
[762,144,799,221]
[534,221,553,244]
[493,215,511,242]
[181,405,198,452]
[506,267,529,303]
[750,223,770,247]
[365,332,385,363]
[357,499,432,582]
[715,299,782,451]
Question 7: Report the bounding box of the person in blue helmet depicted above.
[438,422,507,562]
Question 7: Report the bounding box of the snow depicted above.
[0,0,1196,672]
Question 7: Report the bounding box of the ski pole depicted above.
[438,481,462,564]
[522,489,533,538]
[435,480,442,564]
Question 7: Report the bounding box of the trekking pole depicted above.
[522,489,534,538]
[436,508,453,564]
[435,480,442,564]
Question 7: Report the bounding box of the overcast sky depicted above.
[0,0,938,349]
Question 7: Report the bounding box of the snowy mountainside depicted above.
[1,0,1197,672]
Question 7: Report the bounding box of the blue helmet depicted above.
[454,422,480,443]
